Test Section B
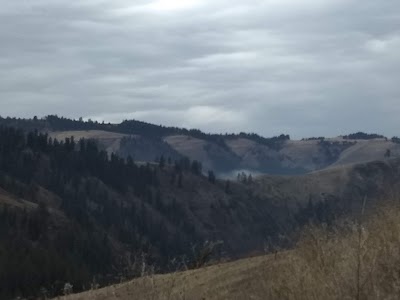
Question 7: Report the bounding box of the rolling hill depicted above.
[50,129,400,177]
[62,199,400,300]
[2,116,399,176]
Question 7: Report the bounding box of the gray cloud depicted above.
[0,0,399,138]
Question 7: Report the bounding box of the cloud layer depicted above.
[0,0,399,138]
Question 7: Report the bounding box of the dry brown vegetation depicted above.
[331,139,400,167]
[254,164,352,209]
[61,201,400,300]
[268,202,400,300]
[0,187,37,210]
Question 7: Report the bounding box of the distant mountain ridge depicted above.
[1,115,397,176]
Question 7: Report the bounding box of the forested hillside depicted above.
[1,119,400,299]
[0,125,292,299]
[0,116,294,174]
[0,126,156,298]
[2,115,398,176]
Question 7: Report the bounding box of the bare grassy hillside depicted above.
[331,139,400,167]
[253,164,353,210]
[62,201,400,300]
[0,187,36,209]
[48,129,400,176]
[164,135,240,172]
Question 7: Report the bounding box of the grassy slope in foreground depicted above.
[63,201,400,300]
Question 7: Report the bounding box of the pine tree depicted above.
[208,170,216,184]
[159,155,165,169]
[178,172,183,188]
[225,180,231,193]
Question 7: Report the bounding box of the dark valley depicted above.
[1,116,400,299]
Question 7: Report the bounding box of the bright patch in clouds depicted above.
[147,0,200,11]
[366,39,388,53]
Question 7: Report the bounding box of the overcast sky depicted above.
[0,0,399,138]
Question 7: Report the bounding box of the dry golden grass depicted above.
[331,139,400,167]
[255,164,352,209]
[59,255,277,300]
[61,202,400,300]
[0,187,37,209]
[262,201,400,300]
